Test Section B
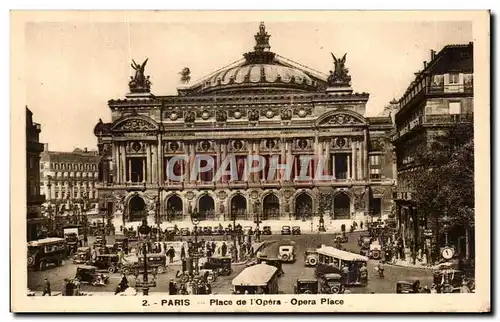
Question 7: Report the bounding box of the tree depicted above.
[410,122,474,237]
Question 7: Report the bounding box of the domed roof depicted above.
[179,22,328,95]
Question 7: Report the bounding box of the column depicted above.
[247,140,253,182]
[152,143,158,184]
[332,153,336,180]
[221,140,227,182]
[351,140,357,181]
[113,143,118,184]
[254,140,260,181]
[325,140,331,178]
[215,141,221,182]
[286,139,293,181]
[347,155,351,180]
[158,139,163,185]
[364,129,369,180]
[316,140,323,180]
[146,143,152,183]
[183,142,190,183]
[359,138,365,180]
[280,139,286,182]
[121,144,127,183]
[142,158,146,183]
[128,159,132,182]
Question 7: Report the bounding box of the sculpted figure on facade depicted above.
[179,67,191,84]
[129,58,151,93]
[328,53,352,86]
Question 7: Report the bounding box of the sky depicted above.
[24,19,472,152]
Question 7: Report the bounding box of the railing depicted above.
[427,83,473,94]
[424,113,473,124]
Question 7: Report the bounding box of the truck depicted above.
[63,225,84,255]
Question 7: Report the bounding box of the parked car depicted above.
[262,226,272,235]
[180,228,190,236]
[281,226,291,235]
[292,226,301,235]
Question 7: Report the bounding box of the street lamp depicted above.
[190,207,201,275]
[441,214,451,246]
[253,200,261,242]
[137,218,155,295]
[231,205,238,262]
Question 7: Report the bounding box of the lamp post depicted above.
[441,214,451,246]
[190,207,200,275]
[138,218,153,295]
[156,189,161,242]
[253,200,261,242]
[231,206,237,262]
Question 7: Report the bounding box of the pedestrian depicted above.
[42,278,51,296]
[167,246,176,263]
[181,245,186,260]
[342,264,350,285]
[221,242,228,257]
[359,263,368,283]
[65,279,74,296]
[168,279,176,295]
[211,241,217,254]
[119,273,129,292]
[206,247,212,258]
[83,233,88,247]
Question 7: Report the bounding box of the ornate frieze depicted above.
[116,119,156,131]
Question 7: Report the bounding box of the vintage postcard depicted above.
[11,10,490,313]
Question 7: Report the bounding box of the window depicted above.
[449,101,461,115]
[370,168,381,179]
[449,73,460,84]
[369,155,381,166]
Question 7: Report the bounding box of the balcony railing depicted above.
[427,83,473,95]
[424,113,473,124]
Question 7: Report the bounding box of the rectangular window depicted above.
[369,155,381,166]
[370,168,381,179]
[449,101,461,115]
[449,73,460,84]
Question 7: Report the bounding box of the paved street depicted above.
[28,231,433,294]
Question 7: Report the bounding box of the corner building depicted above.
[95,23,395,232]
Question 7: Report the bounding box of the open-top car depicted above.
[75,265,109,285]
[281,226,291,235]
[292,226,301,235]
[262,226,272,235]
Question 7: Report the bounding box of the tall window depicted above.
[449,73,460,84]
[370,155,382,179]
[449,101,461,115]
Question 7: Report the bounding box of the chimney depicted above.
[423,61,427,68]
[84,147,88,153]
[44,143,49,152]
[430,49,436,60]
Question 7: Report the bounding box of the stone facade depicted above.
[95,23,395,230]
[26,107,46,241]
[40,144,100,213]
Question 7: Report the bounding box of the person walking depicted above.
[180,245,186,261]
[42,278,51,296]
[119,274,129,292]
[221,242,228,257]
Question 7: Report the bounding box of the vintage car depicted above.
[138,254,167,274]
[73,246,91,264]
[262,226,272,235]
[27,237,66,270]
[334,232,348,244]
[358,235,372,247]
[201,256,232,276]
[180,228,190,236]
[281,226,291,235]
[202,226,213,236]
[369,240,382,259]
[304,248,319,266]
[212,226,222,235]
[396,280,421,293]
[319,273,346,294]
[294,279,319,294]
[292,226,301,235]
[94,236,106,248]
[75,265,109,285]
[278,245,296,262]
[256,256,284,277]
[232,264,279,295]
[126,230,138,242]
[114,236,129,254]
[90,254,120,273]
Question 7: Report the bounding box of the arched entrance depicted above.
[198,195,215,221]
[333,192,350,219]
[230,194,247,220]
[166,195,183,221]
[129,196,146,222]
[262,193,279,220]
[295,193,313,220]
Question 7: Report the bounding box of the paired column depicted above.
[324,140,331,178]
[280,139,286,182]
[363,129,369,180]
[351,139,357,180]
[146,143,152,183]
[120,144,127,183]
[151,143,158,184]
